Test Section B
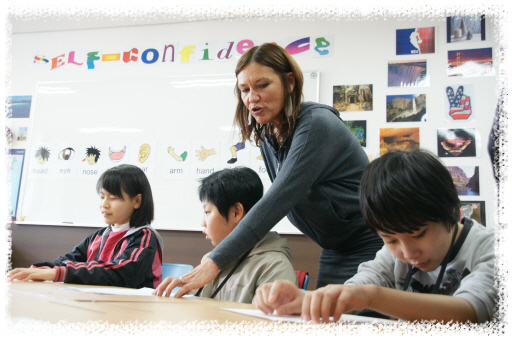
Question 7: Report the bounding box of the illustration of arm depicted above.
[195,146,216,162]
[168,147,188,161]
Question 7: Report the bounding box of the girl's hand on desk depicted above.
[254,280,305,316]
[154,258,219,298]
[8,268,57,282]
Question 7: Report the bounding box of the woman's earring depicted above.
[247,110,252,125]
[287,97,293,118]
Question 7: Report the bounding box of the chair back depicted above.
[161,263,194,279]
[295,270,310,290]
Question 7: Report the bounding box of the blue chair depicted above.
[303,274,309,290]
[161,263,194,279]
[295,270,309,290]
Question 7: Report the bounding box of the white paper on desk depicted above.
[221,308,397,324]
[61,286,194,297]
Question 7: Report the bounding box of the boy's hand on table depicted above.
[8,268,57,282]
[254,280,305,316]
[302,284,376,323]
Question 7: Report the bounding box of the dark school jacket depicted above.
[32,224,163,289]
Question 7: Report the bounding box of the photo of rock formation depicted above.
[379,127,420,155]
[333,84,373,112]
[386,94,426,122]
[446,166,480,196]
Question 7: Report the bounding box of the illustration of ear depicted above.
[138,144,150,163]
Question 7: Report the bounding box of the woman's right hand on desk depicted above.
[254,280,305,316]
[154,258,220,297]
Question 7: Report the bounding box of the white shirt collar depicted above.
[111,222,130,233]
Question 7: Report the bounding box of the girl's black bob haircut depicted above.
[359,149,460,235]
[198,167,263,221]
[96,164,154,228]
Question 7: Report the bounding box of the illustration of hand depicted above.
[447,86,471,120]
[168,147,188,161]
[195,146,216,162]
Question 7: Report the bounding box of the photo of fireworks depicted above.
[447,47,494,77]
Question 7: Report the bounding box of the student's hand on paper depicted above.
[302,284,375,323]
[254,280,305,316]
[8,268,56,282]
[195,146,216,162]
[154,258,219,298]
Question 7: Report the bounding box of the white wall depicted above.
[6,15,500,231]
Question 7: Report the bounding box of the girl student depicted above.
[9,164,164,289]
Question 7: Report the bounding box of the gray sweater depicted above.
[195,232,297,304]
[346,219,497,323]
[209,102,382,270]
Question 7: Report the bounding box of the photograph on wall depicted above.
[396,27,435,55]
[386,94,426,122]
[379,127,420,156]
[460,201,486,226]
[6,95,32,118]
[446,165,480,196]
[7,149,25,220]
[445,84,475,122]
[345,120,367,147]
[17,127,28,141]
[447,47,493,77]
[447,15,485,43]
[388,60,429,87]
[333,85,373,111]
[437,128,477,158]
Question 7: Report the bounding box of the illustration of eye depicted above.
[58,147,75,160]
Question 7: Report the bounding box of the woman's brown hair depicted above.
[234,43,304,146]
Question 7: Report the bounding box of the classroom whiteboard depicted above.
[20,72,319,232]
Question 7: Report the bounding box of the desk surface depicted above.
[8,281,267,324]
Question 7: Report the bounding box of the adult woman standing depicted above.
[163,43,383,297]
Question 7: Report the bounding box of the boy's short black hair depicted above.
[86,146,101,162]
[35,146,50,159]
[198,167,263,221]
[96,164,154,228]
[359,149,460,235]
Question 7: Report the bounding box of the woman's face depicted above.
[237,62,294,129]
